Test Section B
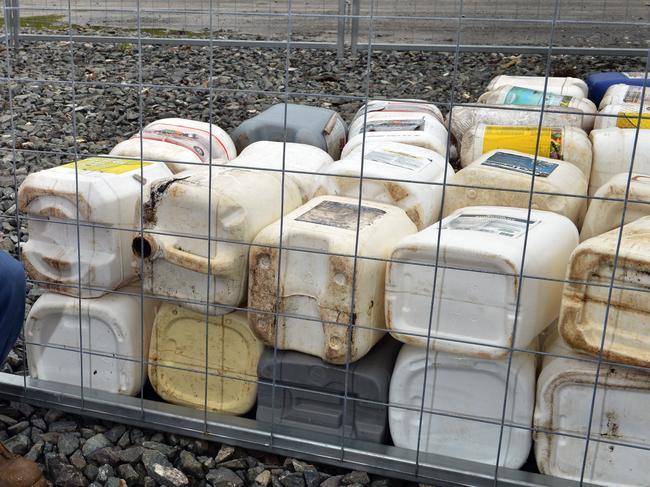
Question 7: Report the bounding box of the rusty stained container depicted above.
[133,168,303,314]
[559,216,650,368]
[18,157,172,297]
[148,303,263,415]
[535,331,650,486]
[248,195,417,364]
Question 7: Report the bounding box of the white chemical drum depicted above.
[593,103,650,130]
[486,75,588,98]
[351,99,445,126]
[599,84,650,110]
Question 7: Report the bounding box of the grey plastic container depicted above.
[256,335,401,444]
[231,103,347,159]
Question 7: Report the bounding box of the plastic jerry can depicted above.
[351,99,445,126]
[342,110,449,159]
[486,75,588,98]
[256,335,401,443]
[586,72,649,106]
[535,332,650,486]
[389,344,536,468]
[459,124,592,179]
[133,168,303,315]
[593,103,650,130]
[443,150,588,225]
[233,141,333,203]
[599,84,650,110]
[25,287,157,395]
[314,142,453,230]
[18,157,172,298]
[248,195,417,364]
[230,104,347,160]
[385,206,578,358]
[589,127,650,196]
[446,104,587,144]
[559,216,650,368]
[478,86,597,131]
[580,173,650,241]
[148,303,263,415]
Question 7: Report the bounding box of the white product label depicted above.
[364,118,425,132]
[623,86,650,104]
[365,150,432,171]
[443,213,539,238]
[296,200,385,231]
[623,72,648,79]
[359,101,441,121]
[136,122,231,161]
[482,151,558,177]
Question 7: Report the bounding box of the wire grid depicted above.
[2,1,650,486]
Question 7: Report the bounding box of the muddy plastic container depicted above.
[231,104,347,160]
[233,141,333,203]
[599,84,650,110]
[389,344,536,468]
[256,335,401,443]
[587,72,649,106]
[443,150,588,225]
[133,168,303,315]
[18,157,172,298]
[25,287,157,395]
[486,75,588,98]
[314,142,453,230]
[110,118,237,173]
[593,103,650,130]
[560,216,650,368]
[459,124,592,178]
[148,303,263,415]
[248,195,417,364]
[385,206,578,358]
[352,99,445,126]
[535,331,650,486]
[589,127,650,196]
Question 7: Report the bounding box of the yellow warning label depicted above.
[62,157,152,174]
[482,126,563,159]
[615,112,650,129]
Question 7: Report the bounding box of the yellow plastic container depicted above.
[148,303,263,415]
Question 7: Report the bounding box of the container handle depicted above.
[163,244,239,277]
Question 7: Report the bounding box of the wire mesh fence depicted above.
[1,1,650,486]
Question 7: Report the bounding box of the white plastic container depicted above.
[478,86,597,131]
[443,150,588,225]
[18,157,172,298]
[232,141,333,203]
[386,206,578,358]
[589,127,650,196]
[459,124,592,178]
[314,142,453,230]
[580,173,650,241]
[389,344,536,468]
[25,288,156,395]
[148,303,263,415]
[134,167,303,315]
[559,216,650,368]
[599,84,650,110]
[342,110,449,158]
[486,75,588,98]
[535,332,650,486]
[248,195,417,364]
[593,103,650,130]
[352,100,445,126]
[110,118,237,173]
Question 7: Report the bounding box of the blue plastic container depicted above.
[586,72,649,106]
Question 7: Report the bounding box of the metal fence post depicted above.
[350,0,360,57]
[4,0,19,47]
[337,0,347,60]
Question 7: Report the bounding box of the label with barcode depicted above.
[365,150,432,171]
[482,151,559,177]
[443,213,538,238]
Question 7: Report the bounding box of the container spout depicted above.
[132,234,160,260]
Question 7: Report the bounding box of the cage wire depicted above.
[1,0,650,486]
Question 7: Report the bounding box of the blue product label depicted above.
[482,151,558,177]
[504,86,571,107]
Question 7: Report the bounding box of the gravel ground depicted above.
[0,26,647,485]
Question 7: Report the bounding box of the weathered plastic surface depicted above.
[587,71,649,106]
[256,335,401,443]
[593,103,650,130]
[386,206,578,358]
[581,173,650,241]
[233,141,333,203]
[478,86,596,131]
[18,157,172,298]
[389,344,536,468]
[535,332,650,486]
[352,99,445,126]
[589,127,650,196]
[248,195,417,364]
[443,149,588,225]
[110,118,237,173]
[148,303,263,415]
[25,287,156,395]
[560,216,650,368]
[446,104,587,144]
[599,84,650,110]
[134,168,303,315]
[459,124,592,178]
[486,75,588,98]
[314,142,453,230]
[230,104,347,160]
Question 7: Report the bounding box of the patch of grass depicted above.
[0,14,66,31]
[140,27,210,39]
